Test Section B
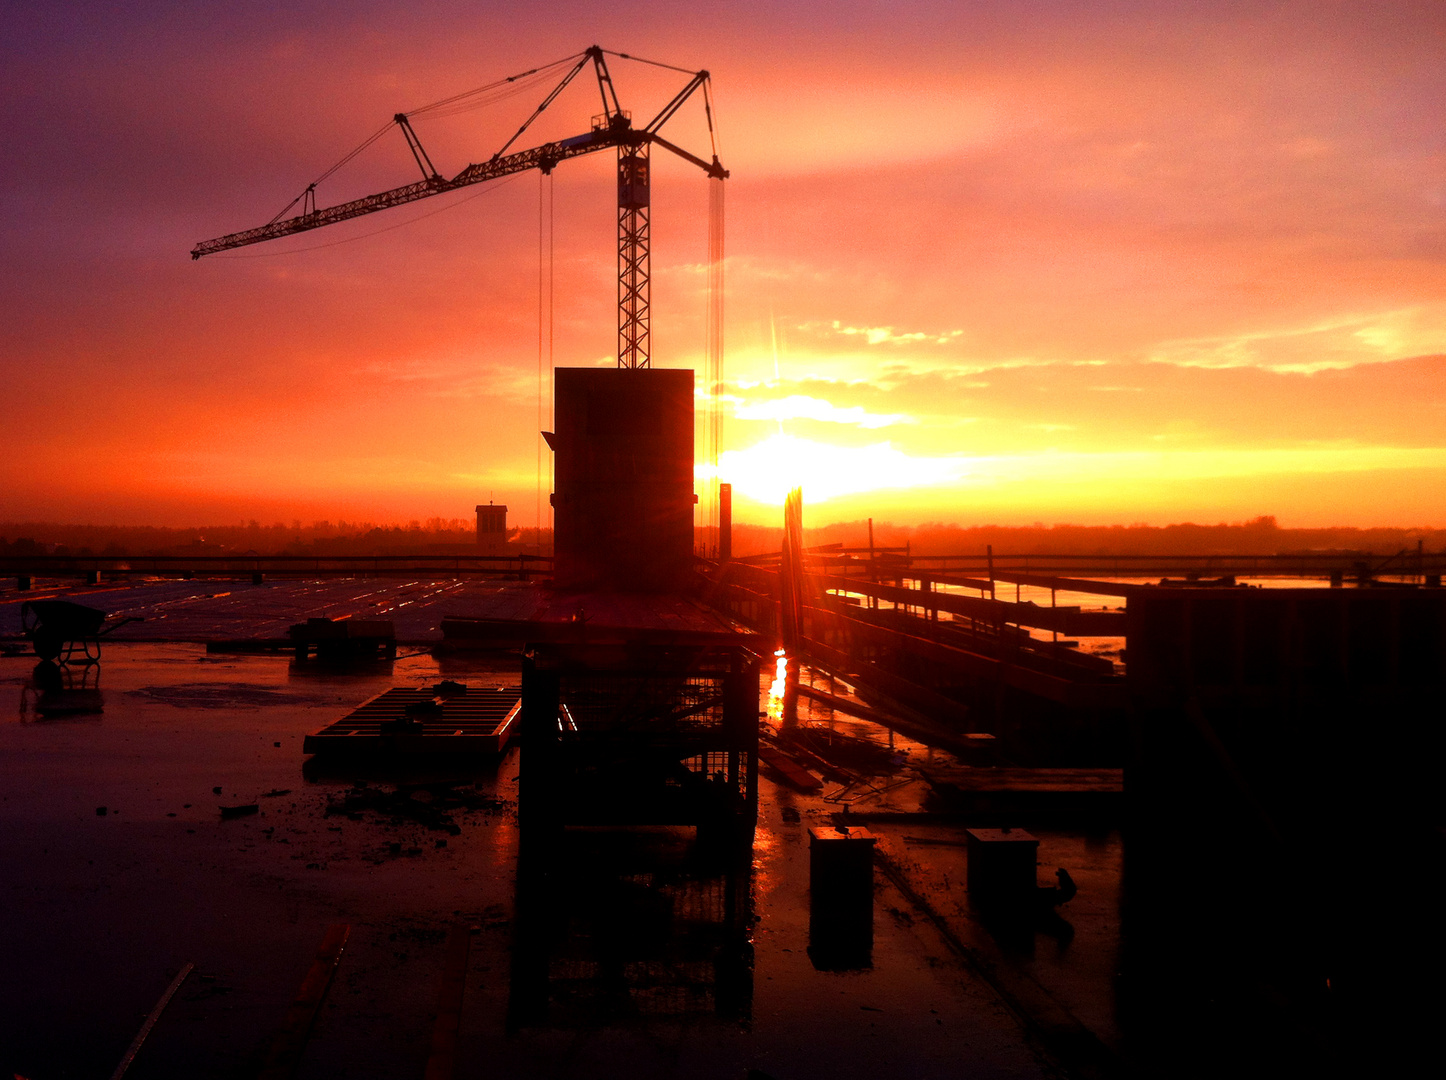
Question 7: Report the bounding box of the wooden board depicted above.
[921,766,1123,792]
[920,767,1123,794]
[257,923,349,1080]
[918,767,1124,820]
[758,744,823,792]
[303,686,520,755]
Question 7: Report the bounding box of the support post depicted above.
[719,482,733,562]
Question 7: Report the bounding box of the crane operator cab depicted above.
[618,151,650,210]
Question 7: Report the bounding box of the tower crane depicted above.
[191,46,727,371]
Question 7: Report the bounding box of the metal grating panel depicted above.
[304,684,520,755]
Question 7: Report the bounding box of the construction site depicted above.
[3,42,1445,1080]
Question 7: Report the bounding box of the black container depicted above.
[808,825,875,969]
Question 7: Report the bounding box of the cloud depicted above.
[824,321,966,347]
[958,445,1446,487]
[732,394,912,429]
[1146,307,1446,372]
[364,357,539,401]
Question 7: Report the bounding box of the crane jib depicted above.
[191,132,623,259]
[189,46,726,371]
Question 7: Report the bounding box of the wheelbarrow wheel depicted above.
[33,628,64,662]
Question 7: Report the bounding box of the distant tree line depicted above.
[3,515,1443,560]
[0,520,554,557]
[717,516,1446,559]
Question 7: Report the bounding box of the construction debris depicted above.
[323,783,510,835]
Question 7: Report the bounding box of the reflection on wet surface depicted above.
[127,682,325,708]
[511,825,754,1028]
[0,642,1076,1079]
[21,659,105,719]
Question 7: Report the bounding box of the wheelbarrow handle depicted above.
[95,616,144,638]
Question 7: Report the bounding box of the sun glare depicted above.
[704,433,967,505]
[766,648,788,723]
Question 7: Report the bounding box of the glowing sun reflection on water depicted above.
[766,648,787,723]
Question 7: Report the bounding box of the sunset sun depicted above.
[707,432,968,506]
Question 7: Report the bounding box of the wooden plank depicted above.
[811,588,1108,679]
[795,683,917,730]
[422,926,472,1080]
[1056,609,1128,636]
[809,612,1127,710]
[256,923,350,1080]
[758,745,823,792]
[796,633,978,729]
[705,566,1122,717]
[108,962,194,1080]
[920,767,1124,793]
[816,571,1127,635]
[793,680,999,759]
[989,571,1139,598]
[912,553,1446,576]
[910,570,996,592]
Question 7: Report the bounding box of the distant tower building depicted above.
[475,503,508,555]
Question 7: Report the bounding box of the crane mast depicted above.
[617,143,650,368]
[191,46,726,370]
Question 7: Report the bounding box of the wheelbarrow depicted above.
[20,600,141,664]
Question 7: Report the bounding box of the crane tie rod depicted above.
[264,53,585,227]
[601,49,701,75]
[193,47,727,259]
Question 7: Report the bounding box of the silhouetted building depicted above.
[549,367,695,592]
[475,503,508,554]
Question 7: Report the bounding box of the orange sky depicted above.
[2,1,1445,529]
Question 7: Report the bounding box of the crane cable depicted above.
[703,79,721,162]
[548,173,555,537]
[704,78,724,555]
[537,168,555,552]
[536,171,543,550]
[408,55,582,120]
[263,54,583,227]
[708,176,725,556]
[600,49,700,76]
[253,50,714,252]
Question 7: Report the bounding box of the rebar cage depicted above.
[521,642,761,832]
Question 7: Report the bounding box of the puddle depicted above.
[127,682,327,708]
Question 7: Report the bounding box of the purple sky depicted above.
[3,1,1444,528]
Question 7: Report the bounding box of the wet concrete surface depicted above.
[0,578,733,645]
[869,824,1122,1050]
[0,644,1084,1080]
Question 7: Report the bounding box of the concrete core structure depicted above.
[550,367,695,592]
